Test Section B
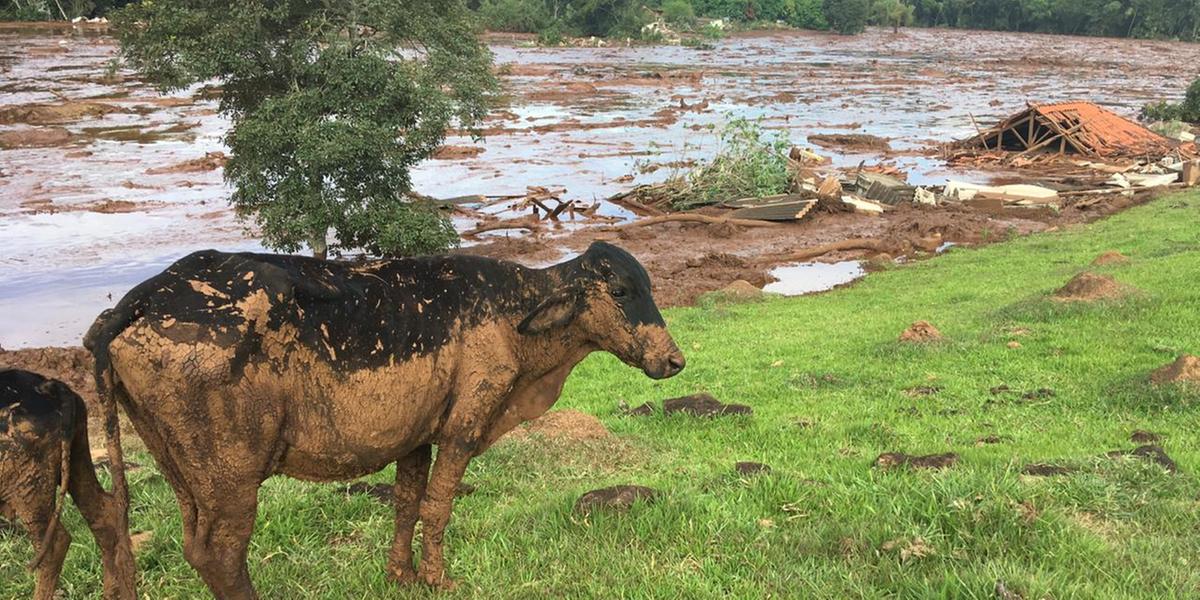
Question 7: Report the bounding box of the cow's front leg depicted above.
[387,444,431,584]
[417,369,517,589]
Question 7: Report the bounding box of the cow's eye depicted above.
[611,287,627,299]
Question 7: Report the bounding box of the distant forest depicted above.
[469,0,1200,41]
[2,0,1198,42]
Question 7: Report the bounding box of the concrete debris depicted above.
[913,187,937,205]
[943,181,1059,206]
[842,196,886,215]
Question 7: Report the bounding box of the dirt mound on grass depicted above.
[574,485,658,513]
[899,321,942,342]
[1092,250,1130,266]
[703,280,764,303]
[503,409,610,442]
[1052,272,1129,302]
[1149,354,1200,385]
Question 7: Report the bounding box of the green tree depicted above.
[662,0,697,27]
[114,0,496,259]
[823,0,871,33]
[871,0,914,30]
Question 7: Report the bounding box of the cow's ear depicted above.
[518,291,581,335]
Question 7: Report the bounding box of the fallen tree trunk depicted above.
[462,216,541,238]
[615,213,781,230]
[755,238,884,265]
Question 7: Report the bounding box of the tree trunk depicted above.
[309,231,328,260]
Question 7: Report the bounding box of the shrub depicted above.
[669,117,793,210]
[823,0,870,34]
[663,0,697,27]
[1142,77,1200,124]
[478,0,553,33]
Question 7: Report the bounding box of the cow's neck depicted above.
[512,261,596,377]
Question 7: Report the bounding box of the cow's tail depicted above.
[83,288,148,547]
[28,387,75,570]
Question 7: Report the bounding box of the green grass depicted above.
[5,193,1200,599]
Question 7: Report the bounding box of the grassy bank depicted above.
[4,192,1200,598]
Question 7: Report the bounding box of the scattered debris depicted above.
[856,172,915,205]
[144,151,227,174]
[432,145,485,160]
[1106,445,1178,473]
[899,321,943,343]
[574,485,658,514]
[734,461,771,476]
[874,452,959,470]
[727,197,817,222]
[944,181,1060,206]
[1007,341,1022,349]
[1149,354,1200,385]
[1021,463,1074,476]
[1052,271,1129,302]
[842,196,887,215]
[0,126,71,148]
[975,435,1007,446]
[662,393,752,417]
[0,101,124,125]
[808,133,891,152]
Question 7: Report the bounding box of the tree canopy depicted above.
[114,0,497,258]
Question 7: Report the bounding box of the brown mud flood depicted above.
[3,24,1198,347]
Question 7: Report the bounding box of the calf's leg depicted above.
[387,444,431,584]
[11,493,70,600]
[67,401,136,600]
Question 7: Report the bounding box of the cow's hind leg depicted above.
[183,486,260,600]
[387,444,431,584]
[11,493,70,600]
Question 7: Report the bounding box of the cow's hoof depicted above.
[420,571,458,591]
[386,569,419,586]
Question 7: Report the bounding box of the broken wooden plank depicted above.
[723,193,808,208]
[728,199,817,222]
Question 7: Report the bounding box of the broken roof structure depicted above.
[960,102,1179,159]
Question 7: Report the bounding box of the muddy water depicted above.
[2,25,1198,347]
[765,261,865,296]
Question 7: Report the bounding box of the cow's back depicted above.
[100,250,538,480]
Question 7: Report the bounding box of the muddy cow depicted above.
[0,369,136,600]
[86,241,684,598]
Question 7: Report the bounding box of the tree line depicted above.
[467,0,1200,40]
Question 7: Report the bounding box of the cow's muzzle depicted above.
[645,350,686,380]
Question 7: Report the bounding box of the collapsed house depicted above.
[958,101,1185,159]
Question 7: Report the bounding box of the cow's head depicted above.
[519,241,685,379]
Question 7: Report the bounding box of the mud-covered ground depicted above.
[2,22,1197,347]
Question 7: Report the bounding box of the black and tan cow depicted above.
[0,369,136,600]
[86,241,684,599]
